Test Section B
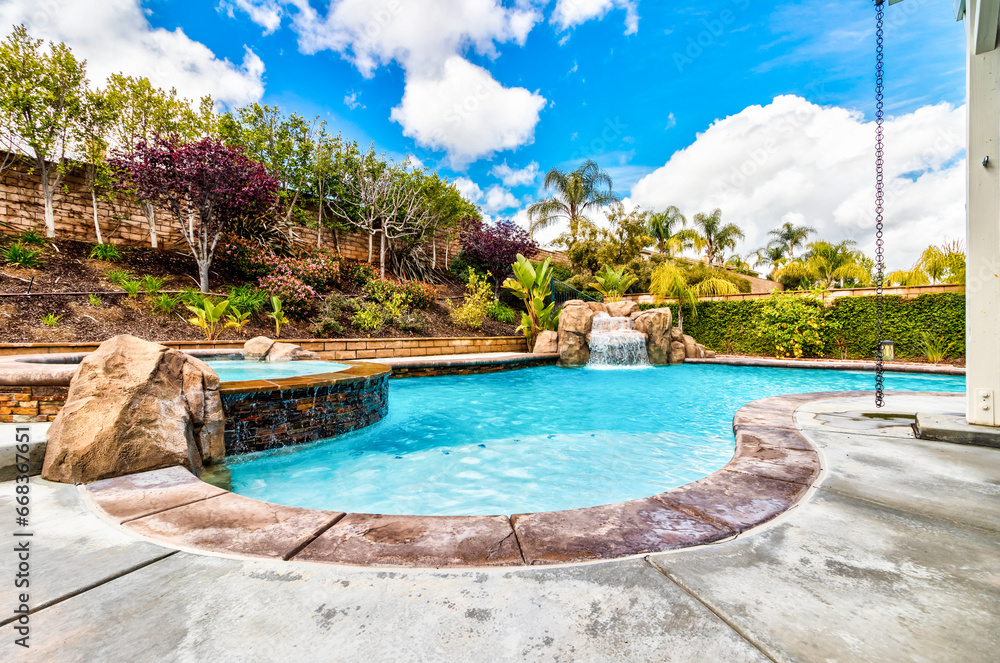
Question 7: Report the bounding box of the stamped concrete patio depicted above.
[2,392,998,662]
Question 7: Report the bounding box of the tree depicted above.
[111,137,278,292]
[74,87,116,245]
[459,218,537,293]
[104,73,193,248]
[690,208,745,266]
[0,25,87,238]
[527,159,618,243]
[919,241,966,284]
[648,205,687,255]
[767,221,815,260]
[775,240,871,289]
[420,173,477,270]
[754,245,788,279]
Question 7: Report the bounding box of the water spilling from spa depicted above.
[587,312,650,368]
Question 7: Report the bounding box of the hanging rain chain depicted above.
[874,0,886,408]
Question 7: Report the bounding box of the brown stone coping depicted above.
[217,360,390,396]
[686,355,965,376]
[82,391,837,568]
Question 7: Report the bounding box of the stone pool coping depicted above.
[687,355,965,375]
[79,391,841,569]
[216,359,389,396]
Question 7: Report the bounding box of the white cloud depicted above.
[490,161,539,187]
[552,0,639,35]
[454,176,484,204]
[1,0,266,107]
[405,155,424,170]
[630,95,965,269]
[343,91,365,110]
[223,0,284,35]
[389,56,545,168]
[483,184,519,213]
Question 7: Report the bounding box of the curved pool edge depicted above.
[77,390,849,569]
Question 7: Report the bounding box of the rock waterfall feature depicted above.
[587,313,650,367]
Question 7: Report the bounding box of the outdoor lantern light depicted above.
[879,340,895,362]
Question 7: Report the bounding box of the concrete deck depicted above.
[2,392,998,662]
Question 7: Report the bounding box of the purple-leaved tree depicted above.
[112,136,278,292]
[459,218,537,293]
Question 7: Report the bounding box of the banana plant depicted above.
[266,296,289,338]
[502,254,559,349]
[590,264,637,302]
[186,298,231,341]
[224,306,252,336]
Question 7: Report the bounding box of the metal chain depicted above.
[874,0,885,408]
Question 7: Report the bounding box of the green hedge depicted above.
[639,293,965,359]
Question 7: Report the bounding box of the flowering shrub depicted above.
[259,272,316,319]
[400,280,437,309]
[216,235,280,279]
[362,277,400,304]
[344,261,379,288]
[280,254,340,291]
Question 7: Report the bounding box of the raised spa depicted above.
[213,364,964,516]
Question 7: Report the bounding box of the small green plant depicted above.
[395,310,426,333]
[225,284,268,315]
[140,275,166,296]
[224,306,252,336]
[18,229,46,246]
[177,287,207,309]
[917,331,954,364]
[105,268,132,287]
[41,312,61,327]
[590,264,638,302]
[486,300,517,324]
[150,292,179,316]
[186,298,231,341]
[2,242,42,268]
[311,296,349,337]
[266,296,289,338]
[88,294,102,307]
[352,293,407,333]
[450,271,494,330]
[89,243,122,262]
[120,278,142,299]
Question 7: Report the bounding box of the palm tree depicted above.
[767,221,815,260]
[648,206,687,255]
[526,159,619,243]
[754,245,788,278]
[691,208,745,266]
[777,240,871,289]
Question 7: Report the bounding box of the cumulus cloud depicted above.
[552,0,639,35]
[389,57,545,168]
[1,0,266,107]
[631,95,964,268]
[483,185,519,213]
[491,161,540,187]
[454,176,484,204]
[222,0,284,35]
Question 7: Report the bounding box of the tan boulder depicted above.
[243,336,274,359]
[705,350,717,358]
[669,341,687,365]
[557,302,595,366]
[634,308,673,365]
[533,330,559,354]
[605,300,639,318]
[586,301,608,314]
[266,342,321,362]
[670,327,684,342]
[696,343,706,358]
[682,334,698,358]
[41,335,225,484]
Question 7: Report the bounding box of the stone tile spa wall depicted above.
[219,365,389,455]
[0,385,68,423]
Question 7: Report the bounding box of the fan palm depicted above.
[526,160,619,243]
[691,208,745,266]
[767,221,815,260]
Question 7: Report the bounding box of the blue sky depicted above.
[0,0,969,265]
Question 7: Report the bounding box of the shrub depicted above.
[458,218,537,291]
[311,297,351,337]
[215,235,279,280]
[754,294,827,358]
[449,253,475,283]
[344,261,379,288]
[259,272,316,319]
[550,262,573,283]
[400,280,437,309]
[90,243,122,262]
[362,277,401,304]
[284,254,340,291]
[450,270,493,329]
[225,284,268,315]
[486,300,516,324]
[2,241,42,268]
[395,310,426,333]
[352,293,407,333]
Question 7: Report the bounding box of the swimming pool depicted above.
[216,364,964,516]
[205,359,350,382]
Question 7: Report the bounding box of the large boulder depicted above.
[695,343,706,358]
[634,308,673,365]
[266,342,321,362]
[669,341,687,365]
[41,335,225,484]
[670,327,684,343]
[557,302,595,366]
[533,330,559,354]
[682,334,698,359]
[605,300,639,318]
[243,336,274,359]
[586,302,608,314]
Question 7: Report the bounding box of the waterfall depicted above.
[587,312,650,368]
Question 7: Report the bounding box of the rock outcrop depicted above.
[669,341,687,364]
[604,300,639,318]
[243,336,319,362]
[42,335,225,484]
[557,300,596,366]
[634,308,675,365]
[532,330,559,354]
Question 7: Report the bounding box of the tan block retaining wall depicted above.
[0,385,69,423]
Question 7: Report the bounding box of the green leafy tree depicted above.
[776,240,871,289]
[767,221,815,260]
[527,159,618,243]
[690,208,745,266]
[0,25,88,238]
[74,87,116,245]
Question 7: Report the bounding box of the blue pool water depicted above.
[205,359,349,382]
[220,364,964,516]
